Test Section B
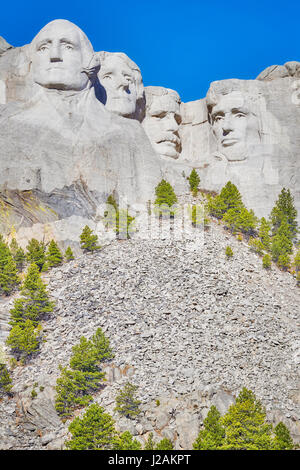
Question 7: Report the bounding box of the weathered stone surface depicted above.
[0,37,12,55]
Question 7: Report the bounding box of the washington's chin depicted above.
[35,74,88,91]
[106,97,136,117]
[155,141,179,159]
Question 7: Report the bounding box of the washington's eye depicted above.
[65,45,73,50]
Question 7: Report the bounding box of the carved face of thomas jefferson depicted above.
[30,20,94,91]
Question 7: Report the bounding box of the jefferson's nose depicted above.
[116,74,129,90]
[50,45,63,62]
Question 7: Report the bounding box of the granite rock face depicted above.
[0,20,162,247]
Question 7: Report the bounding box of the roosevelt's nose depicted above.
[50,44,63,62]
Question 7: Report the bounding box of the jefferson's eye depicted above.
[102,74,112,80]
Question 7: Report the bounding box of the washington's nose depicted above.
[50,45,63,62]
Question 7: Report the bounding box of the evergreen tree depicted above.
[114,382,141,419]
[271,218,293,262]
[144,432,155,450]
[46,240,63,267]
[90,327,114,364]
[249,237,265,256]
[0,256,20,295]
[193,405,225,450]
[259,217,271,251]
[188,168,200,196]
[296,271,300,287]
[65,403,117,450]
[262,254,271,270]
[155,438,174,450]
[0,235,11,272]
[225,246,233,258]
[277,253,291,271]
[272,422,294,450]
[154,179,178,217]
[14,247,26,272]
[220,388,272,450]
[26,239,46,271]
[0,363,12,395]
[80,226,101,252]
[270,188,298,240]
[6,320,42,361]
[65,246,74,261]
[9,263,54,327]
[104,195,135,239]
[114,431,142,450]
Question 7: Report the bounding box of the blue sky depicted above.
[0,0,299,102]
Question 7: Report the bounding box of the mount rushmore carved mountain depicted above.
[0,19,299,249]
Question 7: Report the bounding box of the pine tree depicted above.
[271,218,293,262]
[207,181,244,219]
[6,320,42,361]
[193,405,225,450]
[220,388,272,450]
[26,239,46,271]
[270,188,298,240]
[114,382,141,419]
[46,240,63,267]
[188,168,200,196]
[80,226,101,252]
[272,422,294,450]
[296,271,300,287]
[0,363,12,395]
[0,255,20,295]
[249,237,265,256]
[14,247,26,272]
[277,253,291,271]
[90,327,114,364]
[144,432,155,450]
[9,263,54,327]
[259,217,271,251]
[262,254,271,270]
[65,403,117,450]
[154,179,178,217]
[65,246,74,261]
[225,246,233,258]
[114,431,142,450]
[155,438,174,450]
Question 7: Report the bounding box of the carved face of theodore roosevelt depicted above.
[143,87,181,159]
[30,20,94,91]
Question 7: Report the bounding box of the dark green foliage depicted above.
[0,256,20,295]
[223,207,257,235]
[189,204,209,227]
[193,406,225,450]
[220,388,272,450]
[9,263,54,327]
[270,188,298,240]
[277,253,291,271]
[155,438,174,450]
[6,320,42,361]
[144,432,155,450]
[188,168,200,195]
[272,422,294,450]
[208,181,243,219]
[55,366,101,418]
[65,246,74,261]
[249,237,265,256]
[80,226,101,252]
[0,363,12,394]
[225,246,233,258]
[65,403,117,450]
[154,179,178,217]
[46,240,63,267]
[9,239,26,271]
[262,254,271,270]
[114,431,142,450]
[114,382,141,419]
[26,239,47,271]
[296,271,300,287]
[259,218,271,252]
[271,218,293,262]
[55,329,113,418]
